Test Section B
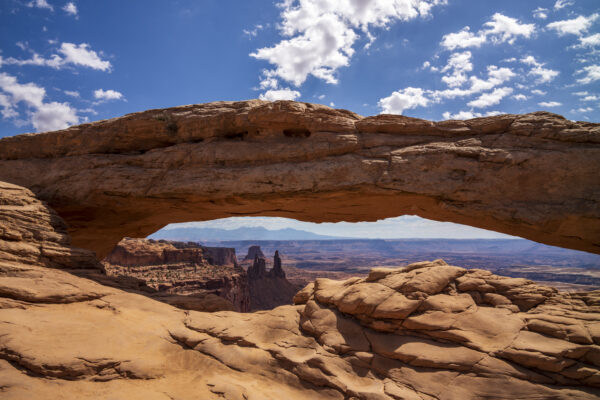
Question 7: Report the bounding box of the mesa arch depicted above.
[0,100,598,258]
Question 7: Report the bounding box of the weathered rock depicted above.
[0,101,598,257]
[103,237,249,312]
[247,251,298,310]
[1,181,600,399]
[244,245,265,261]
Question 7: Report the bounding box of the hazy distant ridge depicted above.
[149,226,350,241]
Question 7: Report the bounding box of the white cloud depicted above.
[531,89,547,95]
[62,2,77,17]
[31,102,79,132]
[243,24,264,38]
[582,95,599,101]
[93,89,123,101]
[440,27,486,50]
[576,65,600,85]
[554,0,574,10]
[547,14,599,37]
[484,13,535,44]
[573,107,594,113]
[378,87,430,114]
[521,55,559,83]
[538,101,562,107]
[442,110,502,120]
[64,90,80,97]
[441,51,473,87]
[533,7,548,20]
[440,13,534,50]
[513,94,528,101]
[0,72,79,132]
[467,87,513,108]
[4,42,111,71]
[574,33,600,48]
[27,0,53,11]
[251,0,446,87]
[258,88,301,101]
[58,43,111,71]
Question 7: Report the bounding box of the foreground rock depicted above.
[0,101,598,257]
[1,181,599,399]
[103,238,249,312]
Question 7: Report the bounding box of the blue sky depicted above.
[0,0,598,136]
[1,0,598,239]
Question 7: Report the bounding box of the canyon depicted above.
[0,100,599,399]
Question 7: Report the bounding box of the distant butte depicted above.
[0,100,598,258]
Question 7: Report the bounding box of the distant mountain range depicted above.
[149,226,350,242]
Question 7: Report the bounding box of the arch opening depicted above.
[99,215,600,314]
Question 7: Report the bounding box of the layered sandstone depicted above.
[103,238,249,312]
[0,101,598,258]
[1,181,599,399]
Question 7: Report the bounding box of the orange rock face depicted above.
[0,100,598,258]
[1,181,599,399]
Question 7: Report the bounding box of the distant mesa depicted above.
[244,244,265,261]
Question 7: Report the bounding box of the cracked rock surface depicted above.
[1,182,599,399]
[0,100,598,257]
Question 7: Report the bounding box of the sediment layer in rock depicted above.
[0,100,598,257]
[1,181,599,399]
[103,238,249,312]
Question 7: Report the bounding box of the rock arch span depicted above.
[0,100,598,258]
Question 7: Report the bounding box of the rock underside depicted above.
[1,181,600,399]
[0,100,598,257]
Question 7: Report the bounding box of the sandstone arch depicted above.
[0,100,598,258]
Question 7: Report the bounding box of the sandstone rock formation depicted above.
[244,244,265,261]
[1,181,599,399]
[247,250,298,310]
[0,101,598,257]
[103,238,249,312]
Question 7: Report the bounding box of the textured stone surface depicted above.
[1,181,600,399]
[103,238,249,312]
[0,100,598,258]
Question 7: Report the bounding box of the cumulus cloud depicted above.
[546,14,599,37]
[520,55,559,83]
[574,33,600,49]
[258,88,301,101]
[440,13,535,50]
[64,90,80,97]
[576,65,600,84]
[31,101,79,132]
[62,2,77,17]
[441,51,473,87]
[93,89,123,101]
[440,27,486,51]
[378,87,430,114]
[513,94,528,101]
[4,42,111,71]
[467,87,513,108]
[251,0,446,87]
[531,89,547,95]
[538,101,562,107]
[0,72,79,132]
[27,0,53,11]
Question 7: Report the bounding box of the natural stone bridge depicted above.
[0,100,598,258]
